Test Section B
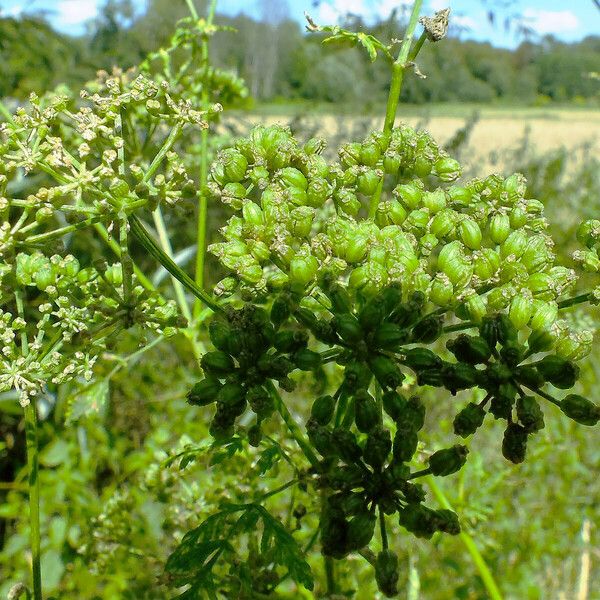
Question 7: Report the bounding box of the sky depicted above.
[0,0,598,48]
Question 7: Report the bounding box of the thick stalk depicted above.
[24,403,42,600]
[93,223,155,291]
[266,381,320,470]
[368,0,425,219]
[191,0,218,319]
[427,477,503,600]
[129,214,223,314]
[558,292,593,309]
[152,207,193,323]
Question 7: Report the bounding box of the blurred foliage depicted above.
[0,2,599,599]
[0,0,599,105]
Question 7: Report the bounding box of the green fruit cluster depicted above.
[208,124,589,358]
[192,122,599,595]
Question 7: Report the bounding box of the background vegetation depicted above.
[1,0,599,106]
[0,1,598,599]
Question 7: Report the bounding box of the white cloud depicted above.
[316,0,365,23]
[429,0,450,12]
[522,8,579,35]
[0,4,24,17]
[316,0,416,24]
[453,15,477,30]
[55,0,99,27]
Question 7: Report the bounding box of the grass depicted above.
[246,100,600,120]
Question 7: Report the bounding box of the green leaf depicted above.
[256,445,281,475]
[312,23,391,62]
[40,438,70,467]
[64,378,109,425]
[165,503,314,593]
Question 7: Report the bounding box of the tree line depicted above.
[1,0,598,106]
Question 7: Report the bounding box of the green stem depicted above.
[408,467,432,480]
[379,507,389,550]
[427,477,503,600]
[266,381,320,470]
[24,403,42,600]
[192,0,218,318]
[151,207,193,323]
[93,223,155,291]
[558,292,593,309]
[443,322,477,334]
[255,478,298,503]
[368,0,425,219]
[521,384,562,408]
[128,214,223,314]
[325,556,337,595]
[143,124,182,183]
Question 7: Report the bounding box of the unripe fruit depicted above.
[501,229,528,259]
[335,188,361,216]
[289,255,318,289]
[429,445,469,476]
[459,218,482,250]
[423,189,446,213]
[357,169,380,195]
[364,425,392,469]
[216,382,246,407]
[411,315,443,343]
[375,550,400,598]
[509,292,533,329]
[447,334,491,364]
[388,200,408,225]
[369,355,405,389]
[360,141,381,167]
[201,351,235,375]
[334,313,363,344]
[434,156,461,182]
[393,429,418,462]
[489,213,511,244]
[242,200,264,226]
[279,167,307,190]
[331,428,363,463]
[382,390,407,421]
[527,328,555,354]
[561,394,600,426]
[311,395,336,426]
[555,331,593,361]
[453,402,486,437]
[576,219,600,249]
[537,355,579,389]
[355,390,379,433]
[403,348,441,371]
[437,241,463,272]
[429,274,454,306]
[464,294,487,324]
[383,152,401,174]
[327,283,352,314]
[188,377,223,406]
[209,320,233,352]
[222,149,248,182]
[340,141,362,166]
[502,423,528,463]
[529,301,558,331]
[397,396,426,432]
[516,395,545,433]
[346,511,377,551]
[293,348,322,371]
[345,234,370,264]
[430,209,456,238]
[508,206,528,229]
[394,182,423,209]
